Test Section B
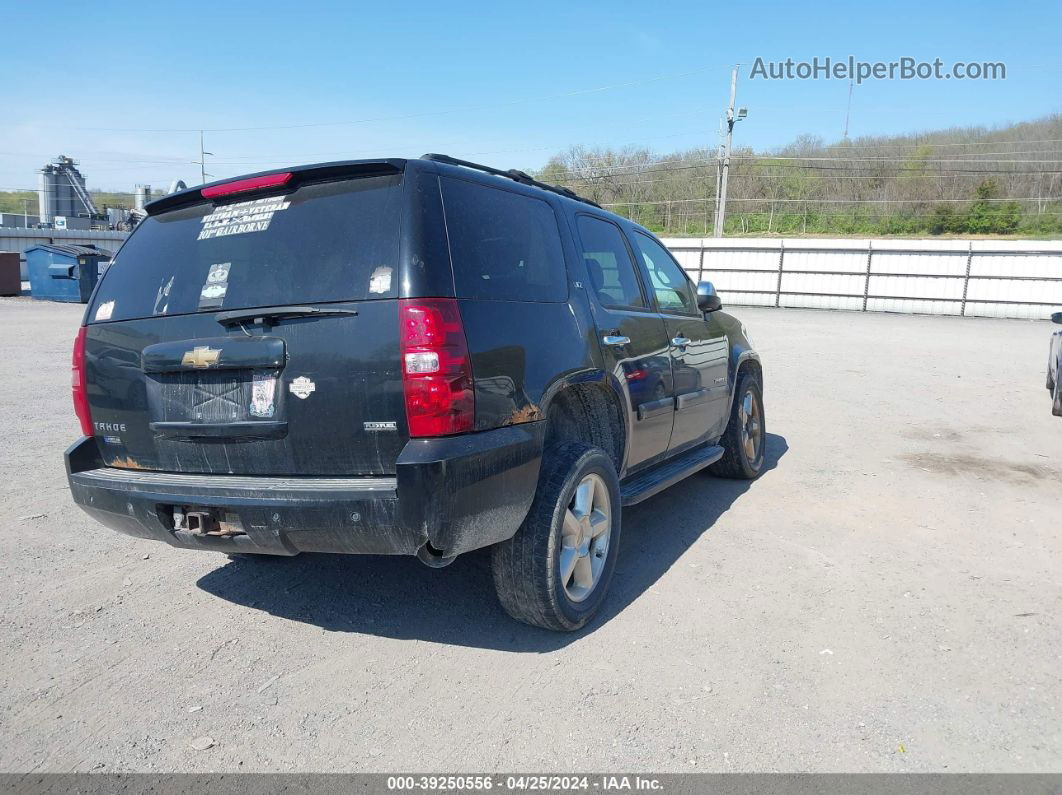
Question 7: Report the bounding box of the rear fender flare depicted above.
[540,368,629,474]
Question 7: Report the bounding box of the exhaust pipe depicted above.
[416,541,455,568]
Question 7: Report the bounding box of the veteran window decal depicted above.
[197,195,291,241]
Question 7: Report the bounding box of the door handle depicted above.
[671,336,691,348]
[602,335,631,346]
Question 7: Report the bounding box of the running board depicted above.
[620,444,725,506]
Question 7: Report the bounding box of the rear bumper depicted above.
[65,423,544,558]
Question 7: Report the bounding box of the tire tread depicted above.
[709,370,765,480]
[492,441,618,631]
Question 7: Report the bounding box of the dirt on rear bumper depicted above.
[64,423,544,558]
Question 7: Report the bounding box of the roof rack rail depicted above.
[421,153,602,209]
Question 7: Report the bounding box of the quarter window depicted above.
[441,177,567,302]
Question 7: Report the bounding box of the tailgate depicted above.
[85,302,405,476]
[82,170,411,476]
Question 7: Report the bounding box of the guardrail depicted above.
[662,237,1062,320]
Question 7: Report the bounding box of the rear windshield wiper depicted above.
[215,305,358,327]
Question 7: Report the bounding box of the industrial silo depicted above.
[38,167,56,225]
[134,185,151,211]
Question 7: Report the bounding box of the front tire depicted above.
[709,369,766,479]
[492,442,621,631]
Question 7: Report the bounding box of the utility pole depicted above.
[711,118,723,235]
[713,65,744,237]
[198,130,214,185]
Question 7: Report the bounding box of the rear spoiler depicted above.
[146,159,407,216]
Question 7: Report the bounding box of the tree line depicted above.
[536,114,1062,237]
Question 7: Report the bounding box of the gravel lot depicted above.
[0,298,1059,773]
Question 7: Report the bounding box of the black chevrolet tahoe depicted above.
[65,154,765,631]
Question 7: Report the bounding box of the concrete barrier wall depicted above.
[662,237,1062,320]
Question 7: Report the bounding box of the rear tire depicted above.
[491,442,621,632]
[709,369,766,480]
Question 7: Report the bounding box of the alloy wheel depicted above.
[558,473,612,602]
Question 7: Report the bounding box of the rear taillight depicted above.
[399,298,474,437]
[72,326,93,437]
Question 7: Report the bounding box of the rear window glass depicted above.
[441,177,567,302]
[89,175,403,323]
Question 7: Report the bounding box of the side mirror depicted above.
[697,281,722,313]
[1052,311,1062,325]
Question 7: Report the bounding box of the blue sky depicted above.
[2,0,1059,192]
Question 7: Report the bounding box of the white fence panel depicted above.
[703,249,780,271]
[663,237,1062,320]
[783,249,866,274]
[970,254,1058,278]
[966,277,1062,304]
[782,294,864,311]
[666,245,702,272]
[712,270,779,294]
[873,251,968,276]
[867,298,964,315]
[964,301,1051,320]
[868,275,966,300]
[781,272,865,296]
[722,291,776,307]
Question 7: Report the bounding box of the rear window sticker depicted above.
[369,266,393,294]
[198,262,231,309]
[153,275,174,315]
[197,196,291,241]
[289,376,316,399]
[94,300,114,321]
[250,373,277,418]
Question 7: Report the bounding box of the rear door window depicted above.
[575,215,647,310]
[440,177,567,302]
[89,174,403,323]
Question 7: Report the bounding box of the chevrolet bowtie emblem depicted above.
[181,346,221,368]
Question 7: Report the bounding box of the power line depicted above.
[774,138,1062,151]
[553,160,1062,180]
[733,156,1062,164]
[603,196,1056,206]
[556,172,1062,192]
[548,155,1062,179]
[0,187,139,194]
[615,209,1062,218]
